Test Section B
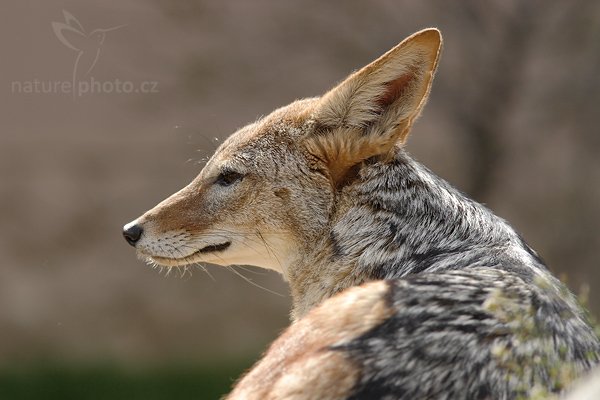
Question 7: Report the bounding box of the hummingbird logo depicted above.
[52,10,125,96]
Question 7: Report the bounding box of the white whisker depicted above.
[226,265,284,297]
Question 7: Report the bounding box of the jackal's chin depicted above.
[138,241,232,268]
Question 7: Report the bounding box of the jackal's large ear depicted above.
[305,29,441,185]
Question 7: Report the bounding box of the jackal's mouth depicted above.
[195,241,232,254]
[145,241,232,266]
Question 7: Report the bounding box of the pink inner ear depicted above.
[375,73,415,110]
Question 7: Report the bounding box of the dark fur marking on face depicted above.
[274,188,290,200]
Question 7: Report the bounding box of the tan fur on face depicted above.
[227,281,392,399]
[130,97,330,274]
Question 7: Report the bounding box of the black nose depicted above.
[123,223,143,247]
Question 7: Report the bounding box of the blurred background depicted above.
[1,0,599,398]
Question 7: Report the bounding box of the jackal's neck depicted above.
[288,149,543,319]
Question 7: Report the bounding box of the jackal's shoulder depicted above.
[228,268,600,400]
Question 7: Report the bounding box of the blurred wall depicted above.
[1,0,599,366]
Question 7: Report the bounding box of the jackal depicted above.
[123,29,599,399]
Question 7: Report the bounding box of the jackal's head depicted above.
[123,29,441,278]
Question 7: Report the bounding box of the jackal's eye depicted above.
[215,170,244,187]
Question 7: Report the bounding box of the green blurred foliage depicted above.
[0,360,254,400]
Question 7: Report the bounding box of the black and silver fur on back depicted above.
[323,149,600,399]
[334,271,598,399]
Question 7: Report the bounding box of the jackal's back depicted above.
[229,268,600,400]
